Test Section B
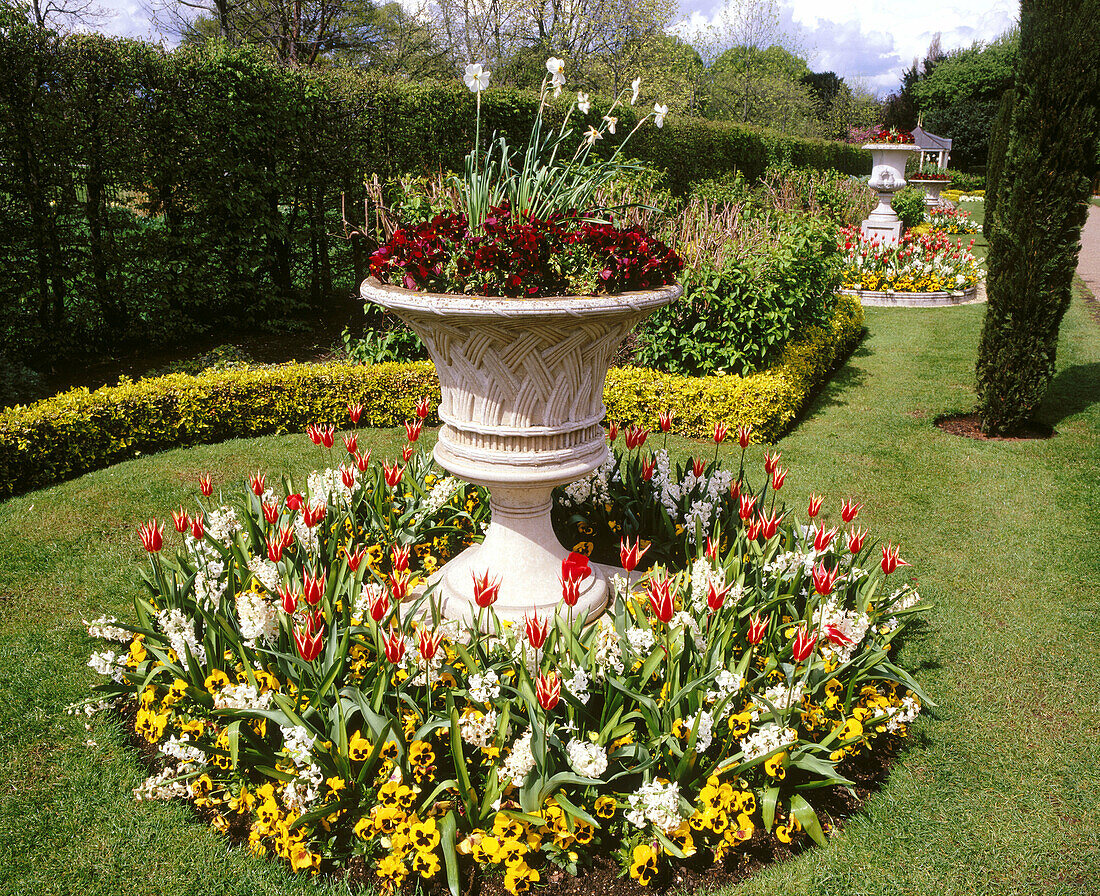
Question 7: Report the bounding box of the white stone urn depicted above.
[909,176,950,209]
[861,143,919,245]
[360,277,682,625]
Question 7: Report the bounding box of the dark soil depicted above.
[935,412,1055,441]
[115,696,906,896]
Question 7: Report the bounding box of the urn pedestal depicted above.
[910,177,950,209]
[861,143,919,245]
[361,278,681,625]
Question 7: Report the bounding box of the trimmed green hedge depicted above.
[0,297,863,498]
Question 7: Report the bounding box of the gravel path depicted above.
[1079,202,1100,295]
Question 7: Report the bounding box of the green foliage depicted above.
[0,353,44,409]
[943,169,985,192]
[606,295,864,440]
[341,323,427,365]
[634,217,843,376]
[891,188,927,229]
[975,0,1100,435]
[983,90,1015,239]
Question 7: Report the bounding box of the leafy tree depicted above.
[974,0,1100,435]
[708,44,817,136]
[3,0,112,30]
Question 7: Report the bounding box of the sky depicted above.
[86,0,1020,98]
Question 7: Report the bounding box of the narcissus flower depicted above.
[577,91,591,113]
[792,625,816,661]
[536,671,561,711]
[653,103,668,127]
[138,520,163,553]
[631,77,641,104]
[464,62,490,93]
[472,571,501,609]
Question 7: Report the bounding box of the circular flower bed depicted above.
[924,206,980,235]
[82,406,929,894]
[839,225,981,293]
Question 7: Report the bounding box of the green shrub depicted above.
[0,297,862,497]
[892,188,927,229]
[944,168,986,192]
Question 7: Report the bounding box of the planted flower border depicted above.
[81,405,929,894]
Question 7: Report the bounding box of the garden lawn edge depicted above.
[0,297,862,498]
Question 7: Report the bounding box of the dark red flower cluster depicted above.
[870,127,915,144]
[369,206,681,298]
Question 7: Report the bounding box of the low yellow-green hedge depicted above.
[0,296,862,498]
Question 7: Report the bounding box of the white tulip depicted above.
[654,102,668,128]
[604,115,617,135]
[464,62,490,93]
[631,77,641,105]
[577,91,591,114]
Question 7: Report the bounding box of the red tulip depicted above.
[607,422,619,443]
[388,571,410,602]
[747,612,769,645]
[536,671,561,711]
[620,537,650,574]
[771,465,787,491]
[472,571,501,609]
[706,580,732,612]
[745,517,763,541]
[190,513,205,540]
[347,545,367,572]
[792,625,816,662]
[341,465,357,490]
[764,450,781,475]
[562,552,591,582]
[418,627,444,661]
[401,443,414,463]
[279,585,298,615]
[343,433,358,455]
[286,493,304,511]
[807,494,824,519]
[524,610,549,650]
[320,425,335,449]
[138,520,163,553]
[306,423,323,445]
[249,471,266,497]
[172,507,190,534]
[812,562,840,596]
[641,456,656,481]
[712,422,728,445]
[841,498,864,523]
[347,402,364,424]
[267,534,285,563]
[262,500,280,525]
[730,479,741,503]
[624,424,648,450]
[812,522,838,552]
[560,573,582,607]
[647,575,674,623]
[847,526,868,554]
[738,494,757,521]
[390,544,410,572]
[737,424,752,449]
[757,509,783,540]
[404,419,423,443]
[369,589,390,622]
[354,449,372,472]
[415,396,430,420]
[302,503,325,528]
[303,571,326,606]
[659,410,673,432]
[294,618,324,662]
[382,461,404,488]
[881,543,910,575]
[826,624,853,646]
[383,627,406,664]
[704,536,717,560]
[691,457,706,477]
[199,474,213,497]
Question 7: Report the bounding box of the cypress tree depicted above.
[975,0,1100,435]
[982,88,1015,240]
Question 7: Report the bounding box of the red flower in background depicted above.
[171,507,190,534]
[807,494,824,519]
[747,612,769,645]
[347,402,364,424]
[524,610,550,649]
[415,396,430,420]
[472,571,501,609]
[536,671,561,711]
[737,424,752,449]
[199,474,213,497]
[248,471,266,497]
[842,498,864,523]
[641,456,655,481]
[138,520,163,553]
[792,625,817,662]
[659,410,673,432]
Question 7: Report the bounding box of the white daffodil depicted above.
[604,115,617,135]
[546,56,565,78]
[584,126,602,146]
[551,73,566,96]
[577,91,591,114]
[631,77,641,105]
[654,102,668,128]
[463,62,490,93]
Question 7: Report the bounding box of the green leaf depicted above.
[439,810,460,896]
[763,785,779,831]
[789,793,827,847]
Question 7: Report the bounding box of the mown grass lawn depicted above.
[1,283,1098,896]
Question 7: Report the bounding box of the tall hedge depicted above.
[0,18,867,375]
[974,0,1100,435]
[982,88,1015,240]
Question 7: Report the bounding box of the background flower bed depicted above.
[0,297,863,499]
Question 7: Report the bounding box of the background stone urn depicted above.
[861,143,920,245]
[909,176,950,209]
[361,278,682,625]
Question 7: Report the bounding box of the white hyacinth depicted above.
[500,729,536,788]
[625,779,681,832]
[566,738,608,778]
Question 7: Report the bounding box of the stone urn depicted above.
[909,176,950,209]
[861,143,919,245]
[360,277,682,625]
